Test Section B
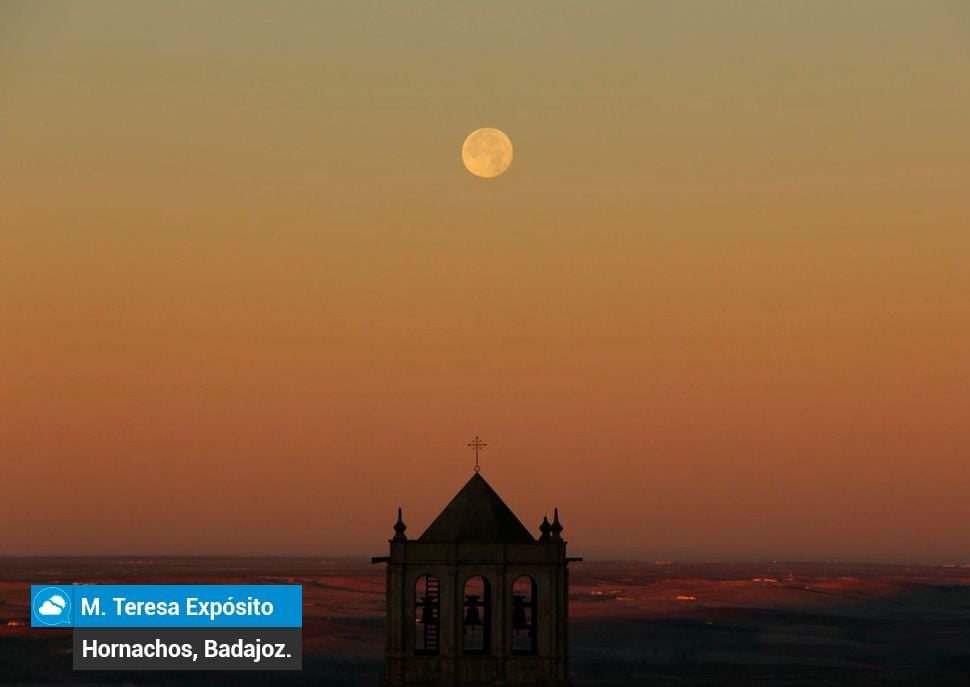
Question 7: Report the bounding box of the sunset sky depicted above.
[2,2,968,561]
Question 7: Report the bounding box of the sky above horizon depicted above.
[2,2,969,562]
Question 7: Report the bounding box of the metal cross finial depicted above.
[467,435,486,473]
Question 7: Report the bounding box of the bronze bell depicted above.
[418,596,435,625]
[463,594,482,627]
[512,594,530,631]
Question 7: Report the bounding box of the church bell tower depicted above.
[372,438,579,686]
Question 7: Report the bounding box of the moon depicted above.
[461,128,513,178]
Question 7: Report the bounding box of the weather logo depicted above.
[32,586,72,626]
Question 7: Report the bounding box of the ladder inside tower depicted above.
[424,576,439,652]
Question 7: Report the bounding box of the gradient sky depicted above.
[2,2,968,561]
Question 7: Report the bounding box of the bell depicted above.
[418,596,435,625]
[512,595,530,631]
[463,595,482,627]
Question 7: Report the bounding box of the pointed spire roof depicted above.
[419,473,535,543]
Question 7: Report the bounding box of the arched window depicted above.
[414,575,440,655]
[462,576,491,654]
[512,576,537,655]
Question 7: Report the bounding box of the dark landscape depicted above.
[2,557,969,686]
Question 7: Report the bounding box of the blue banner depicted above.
[31,585,302,628]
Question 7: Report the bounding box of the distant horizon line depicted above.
[2,553,968,567]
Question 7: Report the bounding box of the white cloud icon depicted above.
[38,597,66,616]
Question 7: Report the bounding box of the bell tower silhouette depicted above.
[372,439,579,686]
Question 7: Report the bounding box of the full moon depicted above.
[461,127,513,178]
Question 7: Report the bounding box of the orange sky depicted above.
[1,2,968,561]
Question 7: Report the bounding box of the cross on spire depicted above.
[467,435,487,473]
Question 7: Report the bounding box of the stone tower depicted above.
[372,471,579,686]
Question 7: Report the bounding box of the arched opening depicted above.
[462,575,491,654]
[512,576,537,655]
[414,575,440,655]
